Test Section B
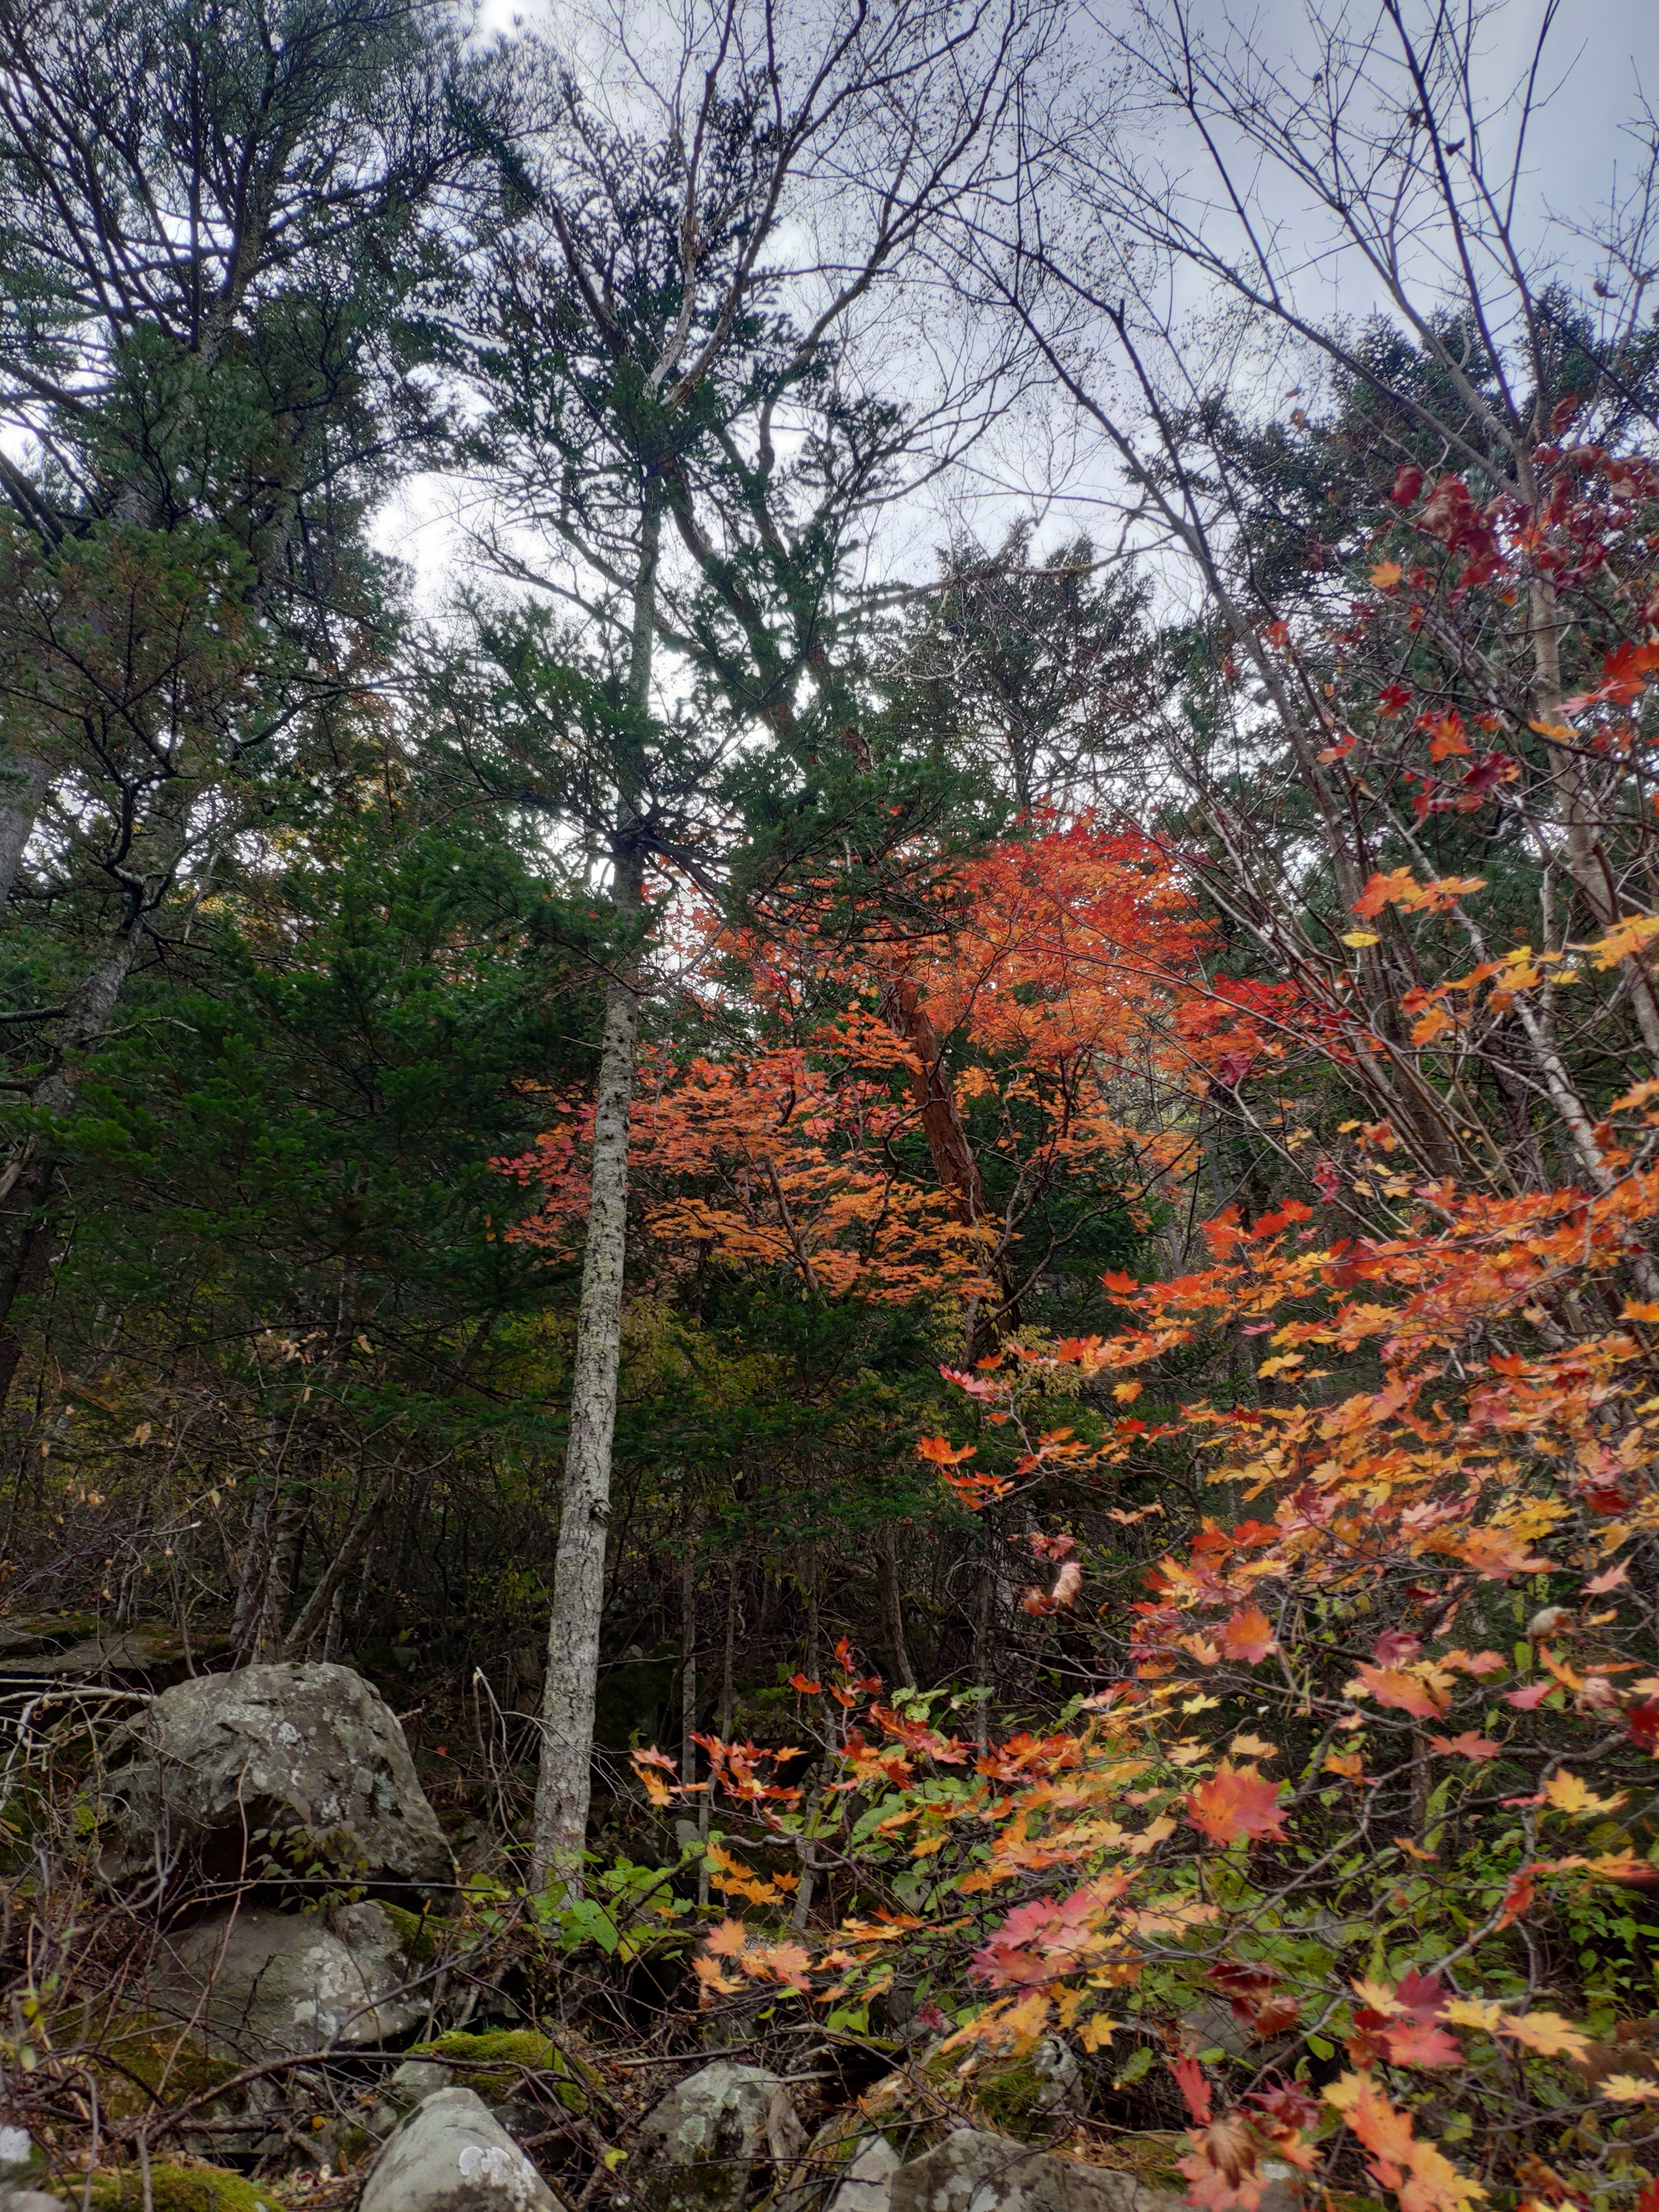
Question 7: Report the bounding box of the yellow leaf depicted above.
[1586,914,1659,970]
[1444,1998,1505,2031]
[1230,1732,1279,1758]
[1080,2014,1115,2052]
[1352,1976,1402,2015]
[1341,930,1380,948]
[1370,561,1403,589]
[1503,2010,1592,2061]
[1543,1772,1627,1818]
[1601,2075,1659,2103]
[998,1990,1054,2052]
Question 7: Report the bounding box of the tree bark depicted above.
[680,1532,698,1783]
[876,1525,915,1689]
[531,904,642,1894]
[531,504,658,1897]
[0,750,45,907]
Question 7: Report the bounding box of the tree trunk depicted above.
[680,1533,698,1782]
[284,1475,394,1660]
[531,933,641,1894]
[0,750,45,907]
[531,504,658,1898]
[719,1555,738,1734]
[0,918,143,1413]
[1528,571,1659,1064]
[877,1525,915,1689]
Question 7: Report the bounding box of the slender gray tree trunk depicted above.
[680,1532,698,1779]
[0,752,45,907]
[531,506,658,1896]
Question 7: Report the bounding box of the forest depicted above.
[3,2,1659,2212]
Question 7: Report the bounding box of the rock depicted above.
[0,2132,35,2176]
[0,2191,69,2212]
[827,2137,903,2212]
[889,2131,1181,2212]
[360,2087,564,2212]
[388,2056,458,2108]
[634,2061,806,2212]
[1030,2038,1081,2112]
[147,1900,424,2057]
[0,1622,220,1687]
[95,1660,454,1896]
[1256,2163,1304,2212]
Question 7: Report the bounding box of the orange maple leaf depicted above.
[1219,1604,1277,1664]
[1428,1733,1503,1761]
[1346,1663,1452,1719]
[1457,1528,1554,1579]
[1187,1762,1289,1847]
[704,1917,750,1957]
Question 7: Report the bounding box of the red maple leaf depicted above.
[1172,2052,1213,2124]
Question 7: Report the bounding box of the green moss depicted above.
[379,1899,439,1958]
[87,2020,241,2118]
[331,2126,373,2168]
[968,2054,1046,2137]
[88,2163,280,2212]
[413,2028,596,2113]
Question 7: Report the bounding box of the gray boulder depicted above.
[633,2061,806,2212]
[360,2089,564,2212]
[827,2137,903,2212]
[0,2132,36,2178]
[889,2136,1302,2212]
[0,2193,69,2212]
[96,1660,454,1895]
[147,1900,424,2056]
[889,2133,1175,2212]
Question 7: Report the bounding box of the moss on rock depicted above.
[87,2163,281,2212]
[413,2027,598,2114]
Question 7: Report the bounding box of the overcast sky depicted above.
[377,0,1659,601]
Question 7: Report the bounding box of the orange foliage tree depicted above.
[504,820,1205,1337]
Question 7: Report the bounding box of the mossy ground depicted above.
[87,2163,281,2212]
[85,2018,241,2120]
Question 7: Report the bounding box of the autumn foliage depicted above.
[616,449,1659,2212]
